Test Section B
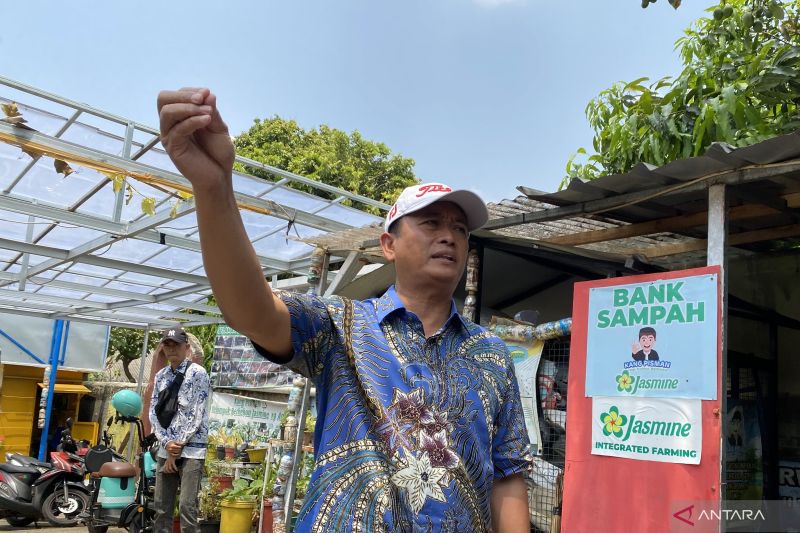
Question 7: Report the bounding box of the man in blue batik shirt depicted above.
[149,328,210,533]
[158,88,531,532]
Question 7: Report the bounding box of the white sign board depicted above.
[591,396,702,465]
[208,391,287,444]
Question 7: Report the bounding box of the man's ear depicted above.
[380,231,397,263]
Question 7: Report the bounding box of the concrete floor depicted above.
[0,520,125,533]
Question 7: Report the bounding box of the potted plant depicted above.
[206,456,234,492]
[303,412,315,448]
[219,478,260,533]
[173,500,181,533]
[198,480,222,533]
[278,411,289,441]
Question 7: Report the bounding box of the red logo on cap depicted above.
[388,204,398,220]
[416,184,452,197]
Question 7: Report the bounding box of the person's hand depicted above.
[166,440,184,457]
[163,456,178,474]
[631,341,640,353]
[157,88,235,192]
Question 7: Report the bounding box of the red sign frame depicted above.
[561,266,722,533]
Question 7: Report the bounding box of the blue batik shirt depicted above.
[254,286,531,533]
[149,359,210,459]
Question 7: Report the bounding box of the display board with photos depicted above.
[210,324,297,389]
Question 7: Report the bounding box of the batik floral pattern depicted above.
[376,387,462,514]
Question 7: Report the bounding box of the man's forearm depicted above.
[192,181,291,356]
[491,473,529,533]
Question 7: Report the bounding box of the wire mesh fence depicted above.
[530,336,570,533]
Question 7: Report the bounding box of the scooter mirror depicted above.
[66,417,73,428]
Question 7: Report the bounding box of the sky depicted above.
[2,0,715,203]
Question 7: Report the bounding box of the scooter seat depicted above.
[98,461,136,478]
[0,463,39,475]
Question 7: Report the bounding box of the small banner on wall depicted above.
[586,273,718,399]
[591,396,702,464]
[505,337,544,455]
[208,391,286,444]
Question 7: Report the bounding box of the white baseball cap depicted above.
[384,182,489,232]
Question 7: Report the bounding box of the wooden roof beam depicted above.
[541,192,800,247]
[637,223,800,259]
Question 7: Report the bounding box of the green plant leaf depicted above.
[141,197,156,216]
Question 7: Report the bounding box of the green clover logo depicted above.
[616,370,634,393]
[600,406,627,438]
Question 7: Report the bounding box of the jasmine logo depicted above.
[614,370,679,395]
[599,405,693,442]
[600,406,627,437]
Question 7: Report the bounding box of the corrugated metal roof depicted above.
[306,132,800,272]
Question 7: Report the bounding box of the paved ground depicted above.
[0,520,125,533]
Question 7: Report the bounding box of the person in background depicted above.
[149,327,210,533]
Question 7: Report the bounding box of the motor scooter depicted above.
[82,390,158,533]
[0,419,91,526]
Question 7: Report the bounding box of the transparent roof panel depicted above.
[0,145,34,190]
[146,247,204,272]
[60,122,125,155]
[0,209,32,241]
[13,157,106,207]
[34,285,89,300]
[99,239,166,263]
[263,185,329,213]
[1,99,68,136]
[0,77,384,327]
[36,224,106,249]
[316,203,379,227]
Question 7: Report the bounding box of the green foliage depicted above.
[106,295,221,379]
[106,327,160,382]
[234,117,418,213]
[198,480,222,522]
[566,0,800,185]
[220,466,268,502]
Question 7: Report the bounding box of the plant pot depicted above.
[260,500,273,533]
[220,499,256,533]
[173,516,181,533]
[212,475,234,492]
[199,520,220,533]
[215,445,226,460]
[225,446,235,459]
[246,447,267,463]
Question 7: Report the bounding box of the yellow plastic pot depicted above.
[220,499,256,533]
[246,447,268,463]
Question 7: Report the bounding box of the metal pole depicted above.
[59,321,70,365]
[707,183,727,530]
[129,327,150,461]
[38,319,64,461]
[258,443,276,533]
[284,383,310,531]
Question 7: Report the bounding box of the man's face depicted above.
[162,339,189,365]
[382,201,469,290]
[640,334,655,350]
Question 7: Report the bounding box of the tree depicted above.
[105,297,220,382]
[566,0,800,184]
[106,327,160,383]
[234,117,418,213]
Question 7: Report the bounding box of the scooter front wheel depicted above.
[41,487,90,526]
